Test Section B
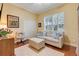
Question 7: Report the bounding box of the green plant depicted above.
[0,28,12,37]
[0,31,9,37]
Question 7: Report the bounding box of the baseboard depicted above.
[64,42,77,47]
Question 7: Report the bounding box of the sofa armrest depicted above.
[58,35,64,48]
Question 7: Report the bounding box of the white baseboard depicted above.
[64,42,77,47]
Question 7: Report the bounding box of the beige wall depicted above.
[0,3,37,38]
[37,4,78,47]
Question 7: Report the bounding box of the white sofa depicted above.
[36,32,64,48]
[44,35,63,48]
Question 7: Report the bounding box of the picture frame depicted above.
[7,15,19,28]
[38,23,41,27]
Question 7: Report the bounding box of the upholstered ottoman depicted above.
[29,38,45,50]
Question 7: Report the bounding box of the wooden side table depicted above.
[0,38,14,56]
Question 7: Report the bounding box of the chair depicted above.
[16,32,24,44]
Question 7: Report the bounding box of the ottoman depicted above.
[29,38,45,50]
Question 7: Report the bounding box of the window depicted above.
[44,12,64,33]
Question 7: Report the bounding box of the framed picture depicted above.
[38,23,41,27]
[7,15,19,28]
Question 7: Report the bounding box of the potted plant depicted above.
[0,28,12,38]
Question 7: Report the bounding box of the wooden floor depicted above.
[15,40,76,56]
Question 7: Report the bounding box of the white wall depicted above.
[76,8,79,56]
[23,19,36,38]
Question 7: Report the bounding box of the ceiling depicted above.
[13,3,63,14]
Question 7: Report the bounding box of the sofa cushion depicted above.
[36,32,43,36]
[46,31,52,36]
[44,36,59,42]
[52,32,59,39]
[46,31,59,39]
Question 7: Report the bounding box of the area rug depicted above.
[15,44,64,56]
